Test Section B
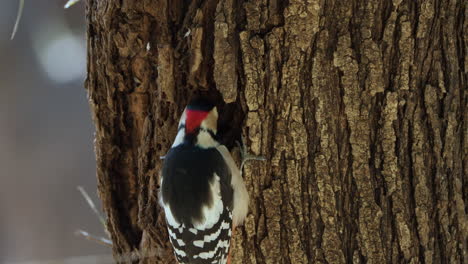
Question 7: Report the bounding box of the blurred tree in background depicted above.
[1,0,111,263]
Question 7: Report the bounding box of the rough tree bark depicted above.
[85,0,466,263]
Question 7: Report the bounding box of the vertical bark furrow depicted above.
[214,0,239,103]
[310,29,347,264]
[279,1,323,263]
[411,101,434,263]
[87,1,145,257]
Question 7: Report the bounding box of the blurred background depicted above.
[0,1,111,263]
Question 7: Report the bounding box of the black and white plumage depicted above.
[160,98,249,264]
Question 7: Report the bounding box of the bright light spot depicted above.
[64,0,81,9]
[36,33,86,84]
[184,28,191,38]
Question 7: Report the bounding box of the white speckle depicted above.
[133,77,141,84]
[189,228,198,234]
[193,240,204,248]
[173,247,187,257]
[177,239,186,246]
[184,29,191,38]
[192,175,224,230]
[146,42,151,51]
[221,221,231,230]
[167,228,177,240]
[194,239,230,259]
[203,226,221,242]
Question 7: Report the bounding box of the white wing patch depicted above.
[192,175,224,230]
[159,177,183,230]
[163,202,181,228]
[216,145,249,226]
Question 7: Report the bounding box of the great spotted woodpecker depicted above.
[160,97,249,264]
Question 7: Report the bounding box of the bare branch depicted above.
[74,229,113,247]
[64,0,81,9]
[77,186,107,231]
[10,0,24,40]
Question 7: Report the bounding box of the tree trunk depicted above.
[85,0,466,263]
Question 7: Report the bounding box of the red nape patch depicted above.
[185,110,209,133]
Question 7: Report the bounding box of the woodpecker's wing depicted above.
[160,144,234,264]
[215,145,249,226]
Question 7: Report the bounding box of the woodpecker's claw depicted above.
[236,136,266,173]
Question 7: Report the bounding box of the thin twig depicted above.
[10,0,24,40]
[75,229,113,247]
[64,0,81,9]
[75,229,171,262]
[77,186,107,230]
[240,154,266,172]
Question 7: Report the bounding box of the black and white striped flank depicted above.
[167,208,233,264]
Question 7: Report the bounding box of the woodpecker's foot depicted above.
[236,135,266,173]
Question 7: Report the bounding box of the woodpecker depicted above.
[160,97,249,264]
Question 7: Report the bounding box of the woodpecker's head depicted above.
[182,97,218,138]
